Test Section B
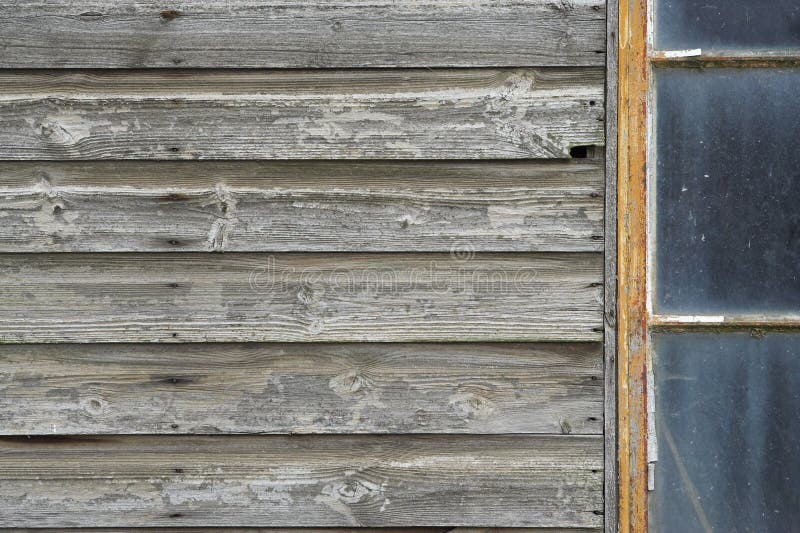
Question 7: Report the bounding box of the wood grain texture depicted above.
[7,530,449,533]
[0,160,604,252]
[617,0,650,529]
[0,253,603,343]
[0,342,603,435]
[0,1,606,68]
[604,1,619,531]
[0,435,603,528]
[0,69,605,160]
[3,520,601,530]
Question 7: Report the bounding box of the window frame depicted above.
[616,1,800,531]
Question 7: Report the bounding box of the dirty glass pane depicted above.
[655,68,800,314]
[651,332,800,533]
[655,0,800,50]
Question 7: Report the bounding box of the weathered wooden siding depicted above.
[0,160,604,252]
[10,530,602,533]
[0,0,607,530]
[0,253,602,343]
[0,1,606,68]
[0,69,604,160]
[0,435,603,528]
[9,530,602,533]
[1,343,603,435]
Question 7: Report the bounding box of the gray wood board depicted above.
[0,1,606,68]
[0,252,603,343]
[5,529,601,532]
[0,342,603,435]
[0,526,603,533]
[0,530,601,533]
[0,434,603,528]
[0,69,605,159]
[0,160,604,252]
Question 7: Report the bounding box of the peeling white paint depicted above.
[656,315,725,324]
[661,48,702,58]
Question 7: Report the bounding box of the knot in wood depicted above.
[160,9,181,21]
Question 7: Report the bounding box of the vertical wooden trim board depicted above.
[617,0,649,531]
[605,0,620,531]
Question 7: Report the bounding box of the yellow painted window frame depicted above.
[616,1,800,531]
[616,0,648,530]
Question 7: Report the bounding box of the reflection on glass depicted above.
[651,332,800,532]
[655,68,800,314]
[656,0,800,50]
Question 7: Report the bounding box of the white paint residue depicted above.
[658,315,725,324]
[160,478,293,506]
[661,48,702,58]
[487,204,528,228]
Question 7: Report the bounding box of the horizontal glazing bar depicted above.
[651,315,800,328]
[651,50,800,66]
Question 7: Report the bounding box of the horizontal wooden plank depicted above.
[0,160,604,252]
[0,69,605,160]
[0,342,602,435]
[6,524,590,531]
[0,253,603,343]
[0,1,606,68]
[0,435,603,527]
[0,527,450,533]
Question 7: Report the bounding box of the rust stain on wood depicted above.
[617,0,649,531]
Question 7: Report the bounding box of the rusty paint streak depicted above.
[618,0,649,531]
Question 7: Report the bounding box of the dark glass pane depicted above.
[655,68,800,314]
[656,0,800,50]
[651,332,800,533]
